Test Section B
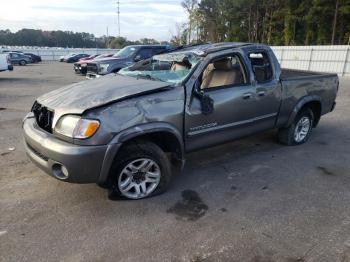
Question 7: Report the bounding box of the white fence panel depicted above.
[271,45,350,76]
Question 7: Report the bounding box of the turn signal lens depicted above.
[73,119,100,139]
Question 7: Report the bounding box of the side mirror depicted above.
[134,55,142,62]
[193,80,214,115]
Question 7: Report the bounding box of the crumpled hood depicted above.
[37,74,171,126]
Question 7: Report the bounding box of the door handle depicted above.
[258,91,266,97]
[242,93,252,99]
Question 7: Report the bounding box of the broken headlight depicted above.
[55,115,100,139]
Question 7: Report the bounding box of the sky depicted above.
[0,0,187,41]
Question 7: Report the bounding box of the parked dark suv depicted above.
[9,52,32,65]
[24,53,42,63]
[86,45,170,78]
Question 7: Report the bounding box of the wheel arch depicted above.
[115,123,184,159]
[98,123,185,186]
[287,96,322,127]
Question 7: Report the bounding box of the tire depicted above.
[107,141,172,200]
[19,60,26,66]
[278,108,314,146]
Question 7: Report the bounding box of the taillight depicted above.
[6,55,11,65]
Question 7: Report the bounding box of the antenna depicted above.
[116,0,120,37]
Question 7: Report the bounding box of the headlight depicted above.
[55,115,100,139]
[99,64,109,73]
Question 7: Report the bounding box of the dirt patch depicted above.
[167,190,208,221]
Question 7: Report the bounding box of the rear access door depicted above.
[246,50,282,131]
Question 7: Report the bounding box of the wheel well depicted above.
[117,131,184,164]
[101,131,184,187]
[301,101,321,127]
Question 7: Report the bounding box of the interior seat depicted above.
[171,62,188,71]
[201,58,244,89]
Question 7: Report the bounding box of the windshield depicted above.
[118,52,202,85]
[113,46,138,58]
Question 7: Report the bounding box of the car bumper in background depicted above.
[331,102,336,112]
[23,117,120,184]
[74,64,81,73]
[86,73,101,79]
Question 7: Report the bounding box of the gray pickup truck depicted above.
[23,43,338,200]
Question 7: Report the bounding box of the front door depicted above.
[185,53,258,151]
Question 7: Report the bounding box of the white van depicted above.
[0,53,13,72]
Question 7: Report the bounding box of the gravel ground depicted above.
[0,62,350,262]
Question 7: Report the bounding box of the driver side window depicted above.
[200,55,247,90]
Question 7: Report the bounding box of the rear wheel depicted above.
[108,141,172,200]
[19,60,26,66]
[278,108,314,146]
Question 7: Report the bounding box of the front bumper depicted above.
[23,117,120,184]
[86,73,102,79]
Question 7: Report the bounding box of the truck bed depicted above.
[280,69,337,81]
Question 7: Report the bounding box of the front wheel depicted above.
[108,141,172,200]
[19,60,27,66]
[278,108,314,146]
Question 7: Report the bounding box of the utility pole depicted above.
[116,0,120,37]
[106,26,109,48]
[332,0,339,45]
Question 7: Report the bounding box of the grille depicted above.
[87,63,98,74]
[32,101,54,133]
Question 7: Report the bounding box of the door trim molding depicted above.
[187,112,277,136]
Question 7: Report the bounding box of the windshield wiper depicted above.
[136,73,163,82]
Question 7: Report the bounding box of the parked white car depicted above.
[0,53,13,72]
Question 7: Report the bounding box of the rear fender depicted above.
[286,95,321,127]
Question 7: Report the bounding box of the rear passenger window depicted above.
[249,52,273,83]
[200,54,247,90]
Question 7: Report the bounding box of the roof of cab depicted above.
[126,45,170,49]
[174,42,257,56]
